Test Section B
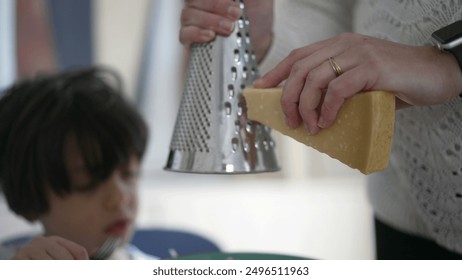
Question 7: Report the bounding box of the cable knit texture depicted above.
[264,0,462,254]
[356,0,462,254]
[259,0,355,74]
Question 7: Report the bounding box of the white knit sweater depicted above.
[260,0,462,254]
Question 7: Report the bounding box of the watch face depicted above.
[432,20,462,44]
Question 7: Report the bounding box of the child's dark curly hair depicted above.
[0,67,148,220]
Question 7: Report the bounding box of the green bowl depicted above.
[175,252,310,260]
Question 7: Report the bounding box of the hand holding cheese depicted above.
[243,87,395,174]
[253,34,462,136]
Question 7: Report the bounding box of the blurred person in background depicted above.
[0,67,156,259]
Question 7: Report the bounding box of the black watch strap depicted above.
[447,45,462,97]
[448,44,462,71]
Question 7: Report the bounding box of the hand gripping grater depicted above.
[164,0,280,174]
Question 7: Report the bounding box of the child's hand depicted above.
[12,236,89,260]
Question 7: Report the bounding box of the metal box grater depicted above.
[164,0,279,174]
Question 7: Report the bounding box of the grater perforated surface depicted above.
[170,43,213,153]
[165,0,279,173]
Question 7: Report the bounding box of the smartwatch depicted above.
[431,20,462,70]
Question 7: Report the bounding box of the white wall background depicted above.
[0,0,375,259]
[0,0,16,91]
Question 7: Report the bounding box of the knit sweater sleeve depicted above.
[259,0,356,75]
[354,0,462,254]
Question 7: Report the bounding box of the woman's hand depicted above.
[179,0,273,62]
[12,236,88,260]
[254,33,462,134]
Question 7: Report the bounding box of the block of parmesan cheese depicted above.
[243,87,395,174]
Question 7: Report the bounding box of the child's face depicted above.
[39,136,140,254]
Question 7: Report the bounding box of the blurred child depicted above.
[0,67,156,259]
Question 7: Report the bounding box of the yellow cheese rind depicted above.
[243,87,395,174]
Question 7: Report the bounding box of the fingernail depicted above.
[253,78,264,88]
[318,117,326,128]
[304,123,313,135]
[227,6,241,19]
[284,117,291,128]
[199,29,215,40]
[219,20,234,33]
[285,117,298,129]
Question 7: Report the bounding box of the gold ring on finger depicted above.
[328,57,343,77]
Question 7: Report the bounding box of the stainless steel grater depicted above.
[164,0,279,174]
